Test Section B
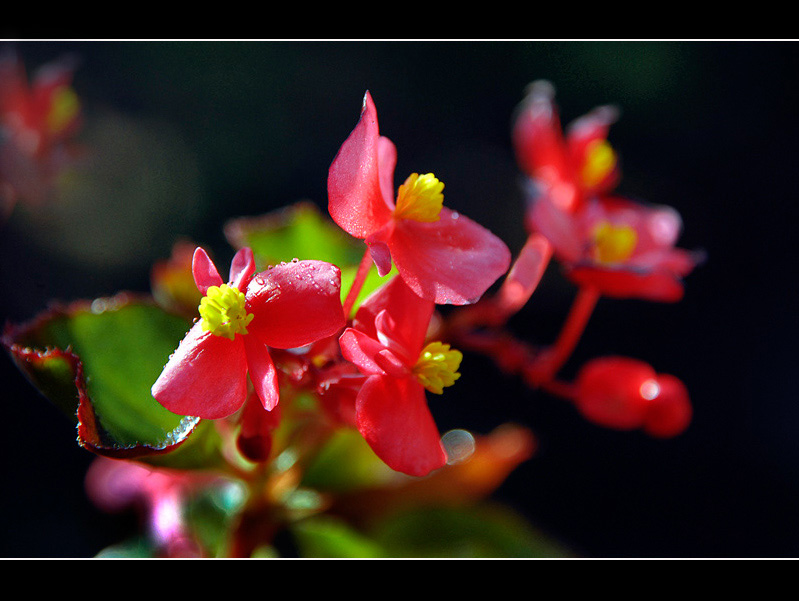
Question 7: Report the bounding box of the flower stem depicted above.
[527,285,601,384]
[342,248,374,318]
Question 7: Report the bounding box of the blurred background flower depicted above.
[1,40,797,557]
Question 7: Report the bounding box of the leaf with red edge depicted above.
[3,293,212,460]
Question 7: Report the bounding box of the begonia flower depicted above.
[152,246,345,420]
[574,356,692,437]
[328,91,511,305]
[512,80,620,216]
[339,275,462,476]
[0,50,82,212]
[530,192,701,302]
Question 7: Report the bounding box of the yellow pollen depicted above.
[580,139,617,188]
[46,86,80,135]
[198,284,254,340]
[591,221,638,265]
[394,173,445,222]
[413,341,462,395]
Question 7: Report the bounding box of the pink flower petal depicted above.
[495,233,553,315]
[151,322,248,419]
[354,274,434,357]
[377,135,398,208]
[246,260,345,349]
[512,80,570,184]
[368,239,393,277]
[243,333,280,411]
[229,247,256,292]
[339,327,391,376]
[355,375,447,477]
[191,247,223,295]
[567,265,685,303]
[527,193,584,262]
[389,207,511,305]
[327,91,394,239]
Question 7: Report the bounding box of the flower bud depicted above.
[574,356,657,430]
[641,373,692,438]
[574,356,692,437]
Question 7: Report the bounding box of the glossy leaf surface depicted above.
[4,294,210,459]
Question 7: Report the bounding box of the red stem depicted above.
[342,248,374,318]
[536,285,601,381]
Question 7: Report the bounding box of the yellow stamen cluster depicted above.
[199,284,254,340]
[46,86,80,135]
[591,221,638,265]
[413,341,462,394]
[394,173,445,222]
[580,139,617,188]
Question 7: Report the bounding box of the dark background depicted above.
[1,41,797,558]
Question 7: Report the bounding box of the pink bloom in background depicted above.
[513,81,702,303]
[152,246,344,419]
[530,193,701,302]
[328,91,511,305]
[339,275,463,476]
[512,80,620,216]
[85,457,224,557]
[0,50,82,213]
[573,356,692,437]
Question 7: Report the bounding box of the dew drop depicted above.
[442,429,475,465]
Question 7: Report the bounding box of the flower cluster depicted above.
[4,76,701,557]
[0,50,82,216]
[150,91,512,477]
[450,80,702,434]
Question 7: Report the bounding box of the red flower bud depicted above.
[574,356,692,437]
[575,356,655,430]
[641,373,692,438]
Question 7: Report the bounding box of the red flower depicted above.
[513,82,700,302]
[152,247,345,419]
[574,356,692,437]
[0,50,82,211]
[339,275,463,476]
[530,192,701,302]
[512,80,619,216]
[328,91,511,305]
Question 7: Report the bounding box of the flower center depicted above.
[46,86,80,135]
[580,139,617,188]
[198,284,254,340]
[413,341,462,394]
[394,173,445,222]
[591,221,637,265]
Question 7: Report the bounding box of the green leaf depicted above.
[225,201,363,268]
[95,537,156,558]
[184,479,250,557]
[301,428,400,493]
[291,516,385,558]
[4,293,220,461]
[369,505,572,558]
